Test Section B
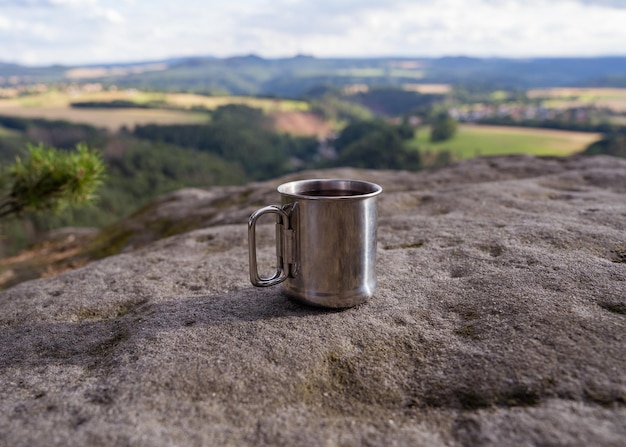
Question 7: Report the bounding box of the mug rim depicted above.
[277,178,383,200]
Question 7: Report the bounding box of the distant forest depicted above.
[3,55,626,97]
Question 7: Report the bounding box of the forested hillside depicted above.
[0,103,424,255]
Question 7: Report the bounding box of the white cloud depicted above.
[0,0,625,65]
[95,8,125,24]
[0,14,12,30]
[50,0,97,5]
[577,0,626,8]
[0,0,96,6]
[274,0,626,58]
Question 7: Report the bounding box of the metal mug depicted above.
[248,179,382,308]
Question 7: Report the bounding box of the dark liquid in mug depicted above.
[300,189,363,197]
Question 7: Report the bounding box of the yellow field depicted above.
[402,83,451,94]
[0,104,209,131]
[528,87,626,112]
[8,90,308,111]
[0,89,310,131]
[163,93,309,112]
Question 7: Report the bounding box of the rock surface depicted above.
[1,154,625,446]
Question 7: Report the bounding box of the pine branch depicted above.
[0,142,106,221]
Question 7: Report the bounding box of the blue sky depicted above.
[1,0,625,66]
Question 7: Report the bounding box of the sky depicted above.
[1,0,626,66]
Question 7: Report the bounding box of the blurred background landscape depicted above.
[1,0,626,263]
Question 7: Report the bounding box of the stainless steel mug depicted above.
[248,179,382,308]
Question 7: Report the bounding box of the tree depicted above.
[430,112,458,142]
[0,143,105,219]
[583,129,626,158]
[334,120,392,152]
[333,120,421,170]
[354,87,443,117]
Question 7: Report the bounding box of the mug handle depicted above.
[248,205,294,287]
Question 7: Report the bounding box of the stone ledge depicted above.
[0,154,624,446]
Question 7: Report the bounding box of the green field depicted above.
[408,124,602,162]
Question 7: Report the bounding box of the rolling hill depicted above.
[3,55,626,97]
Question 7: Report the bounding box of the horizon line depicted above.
[4,52,626,69]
